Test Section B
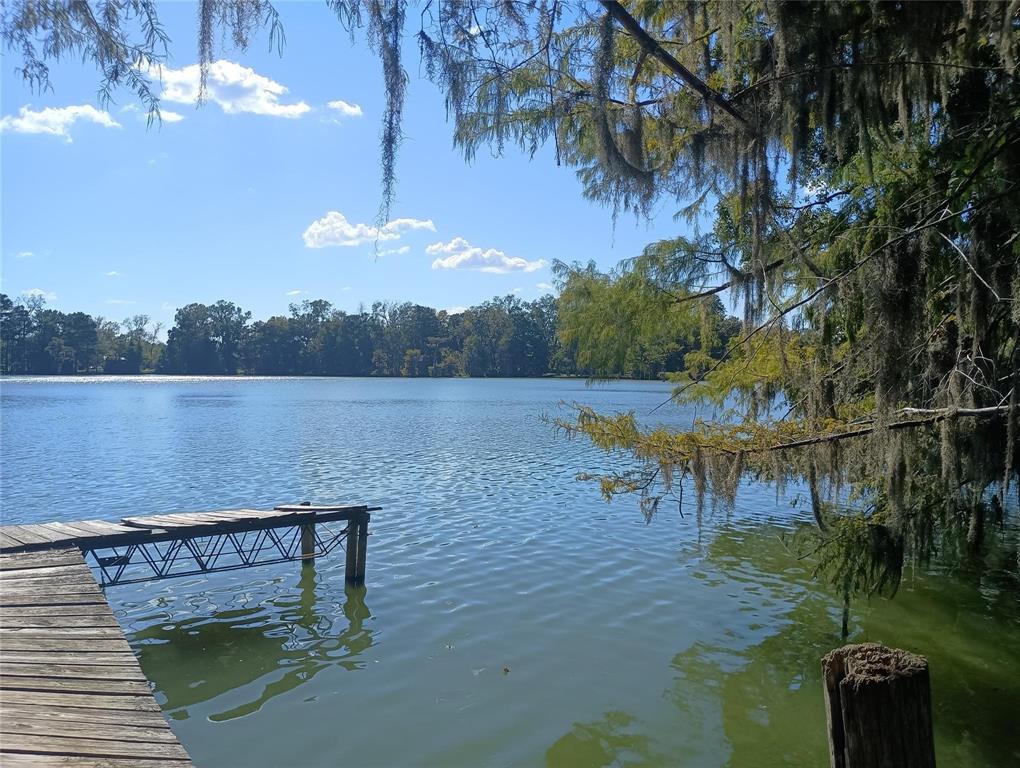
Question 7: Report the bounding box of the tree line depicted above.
[0,291,737,379]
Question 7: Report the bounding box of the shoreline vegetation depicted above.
[0,292,740,380]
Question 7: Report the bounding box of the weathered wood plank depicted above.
[0,702,171,728]
[0,752,190,766]
[0,716,178,743]
[0,594,110,608]
[0,675,153,696]
[0,533,27,550]
[0,651,139,666]
[69,520,145,536]
[275,503,365,512]
[0,732,190,760]
[1,585,103,601]
[0,616,122,629]
[0,603,118,618]
[0,638,134,653]
[0,550,84,570]
[0,564,88,580]
[0,526,56,546]
[1,574,105,591]
[0,662,148,681]
[0,626,126,639]
[1,689,162,712]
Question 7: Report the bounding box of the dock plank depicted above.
[1,526,57,546]
[0,732,190,761]
[0,662,148,681]
[1,652,141,666]
[0,703,172,728]
[0,550,85,570]
[0,753,189,766]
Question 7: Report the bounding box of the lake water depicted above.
[1,377,1018,767]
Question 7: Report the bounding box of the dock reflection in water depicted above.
[127,566,373,722]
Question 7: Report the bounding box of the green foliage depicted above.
[3,292,640,380]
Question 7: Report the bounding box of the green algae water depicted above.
[2,377,1017,767]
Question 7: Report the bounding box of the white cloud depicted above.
[383,218,435,234]
[105,298,136,305]
[24,288,57,302]
[427,237,546,274]
[153,60,310,118]
[122,104,184,124]
[105,270,122,277]
[327,99,363,117]
[15,251,33,259]
[0,104,120,142]
[379,245,411,256]
[536,282,554,293]
[303,212,434,249]
[285,289,307,296]
[444,306,468,315]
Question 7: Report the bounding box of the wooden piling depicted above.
[300,523,315,561]
[355,511,369,584]
[822,643,936,768]
[345,516,360,584]
[299,501,315,562]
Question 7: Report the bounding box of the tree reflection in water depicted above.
[544,521,1019,768]
[129,564,373,722]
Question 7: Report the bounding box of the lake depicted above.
[1,376,1017,767]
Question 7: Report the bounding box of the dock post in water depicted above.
[344,509,370,585]
[355,509,370,584]
[821,643,936,768]
[299,501,315,562]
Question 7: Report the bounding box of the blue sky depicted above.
[2,1,687,328]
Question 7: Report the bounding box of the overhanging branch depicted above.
[598,0,749,128]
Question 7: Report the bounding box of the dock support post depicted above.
[300,524,315,562]
[345,516,359,584]
[822,643,936,768]
[355,511,369,584]
[344,511,370,585]
[299,501,315,564]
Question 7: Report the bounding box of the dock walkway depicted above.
[0,503,377,765]
[0,546,192,765]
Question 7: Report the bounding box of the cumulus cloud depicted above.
[327,99,363,117]
[15,251,33,259]
[427,237,545,274]
[105,270,121,277]
[0,105,120,141]
[379,245,411,256]
[122,104,184,124]
[536,282,554,293]
[24,288,57,302]
[153,60,310,118]
[444,306,468,315]
[303,212,434,248]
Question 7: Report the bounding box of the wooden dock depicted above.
[0,503,378,765]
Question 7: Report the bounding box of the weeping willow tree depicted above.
[4,0,1018,599]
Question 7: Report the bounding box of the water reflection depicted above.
[130,567,373,722]
[545,521,1020,768]
[546,711,667,767]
